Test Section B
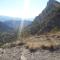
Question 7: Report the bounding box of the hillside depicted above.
[0,16,32,30]
[0,21,18,45]
[4,20,32,30]
[22,0,60,36]
[0,22,13,32]
[0,17,32,46]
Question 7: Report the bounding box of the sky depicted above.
[0,0,60,19]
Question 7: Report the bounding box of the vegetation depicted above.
[0,32,18,47]
[23,33,60,52]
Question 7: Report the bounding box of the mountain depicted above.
[4,20,32,30]
[0,21,13,32]
[0,17,32,44]
[22,0,60,36]
[0,16,21,22]
[0,21,17,43]
[0,16,32,31]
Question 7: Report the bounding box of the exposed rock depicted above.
[23,0,60,36]
[0,46,60,60]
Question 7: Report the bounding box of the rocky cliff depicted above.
[23,0,60,36]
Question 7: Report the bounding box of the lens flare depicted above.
[17,20,24,40]
[17,0,30,40]
[21,0,30,19]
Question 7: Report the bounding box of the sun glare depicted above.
[21,0,30,19]
[17,0,30,40]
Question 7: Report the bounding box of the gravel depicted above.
[0,46,60,60]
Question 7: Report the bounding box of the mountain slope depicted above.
[0,22,13,32]
[4,20,32,29]
[22,0,60,36]
[0,21,17,44]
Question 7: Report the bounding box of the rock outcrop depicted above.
[23,0,60,36]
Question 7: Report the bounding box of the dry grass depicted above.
[1,40,25,48]
[1,32,60,52]
[24,33,60,51]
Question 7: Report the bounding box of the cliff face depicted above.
[23,0,60,35]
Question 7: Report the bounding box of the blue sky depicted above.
[0,0,60,19]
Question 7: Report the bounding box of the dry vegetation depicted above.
[22,32,60,51]
[1,32,60,52]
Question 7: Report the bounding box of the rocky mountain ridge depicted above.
[23,0,60,36]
